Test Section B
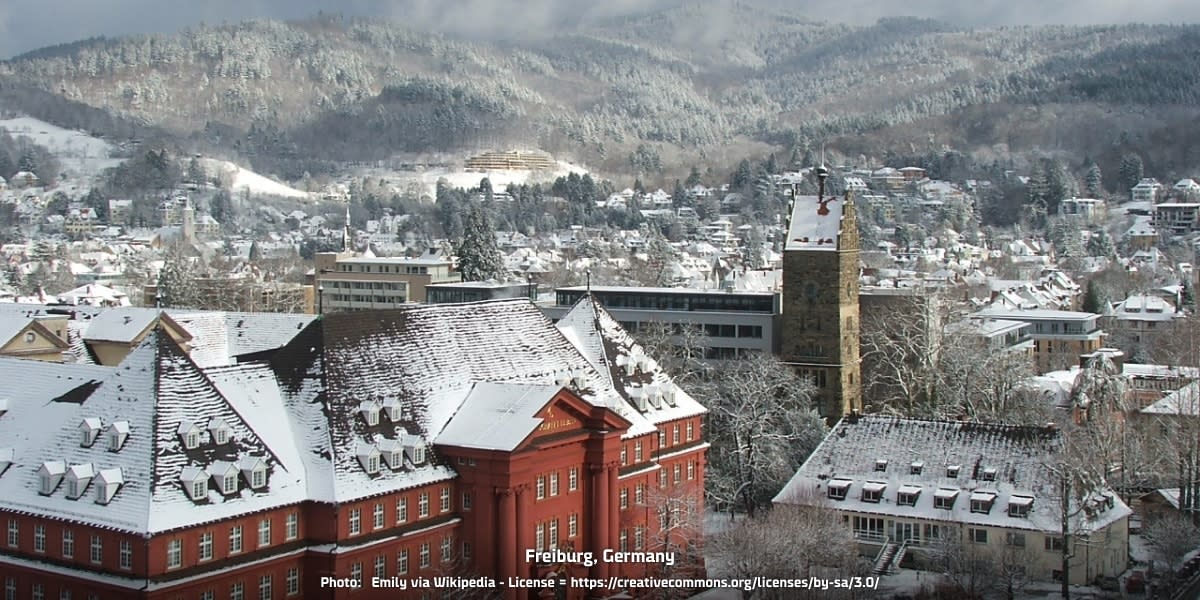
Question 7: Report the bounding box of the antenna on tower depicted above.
[816,143,829,201]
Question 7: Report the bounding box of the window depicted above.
[286,567,300,596]
[199,532,212,561]
[90,535,102,564]
[934,490,957,510]
[981,467,997,482]
[968,528,988,544]
[897,490,919,507]
[419,542,431,568]
[660,467,668,489]
[462,492,472,511]
[910,462,924,475]
[687,461,695,480]
[862,484,884,503]
[32,584,43,600]
[970,495,995,514]
[828,481,850,500]
[375,555,386,579]
[258,575,271,600]
[619,489,628,509]
[923,524,941,541]
[167,539,182,569]
[286,513,298,540]
[398,549,409,575]
[673,424,680,445]
[874,459,888,472]
[548,520,559,550]
[350,562,362,585]
[569,514,578,538]
[251,470,265,489]
[201,592,214,600]
[1045,536,1064,552]
[658,430,666,447]
[686,422,694,441]
[946,465,960,478]
[634,527,644,550]
[230,525,243,554]
[1006,532,1026,547]
[568,468,578,491]
[372,503,384,530]
[185,432,199,449]
[6,521,16,548]
[418,492,430,518]
[397,498,408,523]
[549,473,559,496]
[620,445,628,465]
[673,464,681,484]
[635,441,643,463]
[635,484,645,505]
[535,522,545,551]
[440,487,450,513]
[441,535,452,562]
[536,476,546,499]
[258,519,271,547]
[62,530,74,558]
[34,524,44,553]
[619,530,628,552]
[5,578,13,600]
[119,540,132,569]
[224,474,238,493]
[215,428,228,445]
[191,480,206,499]
[463,542,472,561]
[1008,497,1033,518]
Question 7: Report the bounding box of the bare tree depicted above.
[860,291,949,416]
[1144,512,1200,588]
[707,501,867,600]
[635,321,708,388]
[701,354,826,516]
[930,526,998,600]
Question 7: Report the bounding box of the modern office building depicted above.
[314,253,461,311]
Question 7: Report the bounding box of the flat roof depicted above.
[974,308,1100,321]
[428,281,528,289]
[557,286,776,297]
[336,257,452,265]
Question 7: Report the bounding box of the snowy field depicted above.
[200,158,313,200]
[0,115,123,178]
[367,160,590,200]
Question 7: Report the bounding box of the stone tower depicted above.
[780,168,862,420]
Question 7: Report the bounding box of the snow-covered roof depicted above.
[1142,382,1200,416]
[434,382,560,451]
[165,310,315,368]
[974,307,1099,322]
[775,416,1130,534]
[785,195,846,251]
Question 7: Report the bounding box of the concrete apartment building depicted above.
[542,286,779,360]
[973,308,1106,374]
[775,416,1130,585]
[314,253,461,311]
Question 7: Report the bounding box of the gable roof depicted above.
[775,416,1130,534]
[84,308,193,345]
[0,330,302,534]
[434,382,562,451]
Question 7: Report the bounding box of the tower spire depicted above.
[342,204,352,252]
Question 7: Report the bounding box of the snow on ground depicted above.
[401,160,589,199]
[0,115,123,177]
[200,158,312,200]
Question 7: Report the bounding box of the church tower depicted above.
[780,166,862,420]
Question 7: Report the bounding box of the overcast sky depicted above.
[3,0,1199,59]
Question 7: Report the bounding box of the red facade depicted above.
[0,393,706,600]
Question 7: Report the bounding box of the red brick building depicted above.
[0,297,707,600]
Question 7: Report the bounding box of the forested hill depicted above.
[1,3,1199,178]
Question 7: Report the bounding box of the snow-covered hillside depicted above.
[402,160,589,199]
[0,115,123,177]
[200,158,312,200]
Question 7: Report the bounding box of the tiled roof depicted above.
[775,416,1130,534]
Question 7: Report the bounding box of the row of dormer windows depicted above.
[870,461,997,482]
[826,480,1033,517]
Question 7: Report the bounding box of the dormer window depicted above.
[970,491,996,514]
[79,418,102,448]
[180,467,208,501]
[862,481,886,503]
[382,398,403,422]
[401,434,425,465]
[38,461,65,495]
[238,457,267,490]
[378,440,404,470]
[65,464,94,500]
[356,443,382,475]
[94,468,123,505]
[910,462,924,475]
[207,462,239,495]
[207,418,231,445]
[874,459,888,472]
[934,489,958,510]
[1008,496,1034,517]
[178,421,202,450]
[946,465,960,478]
[359,401,381,426]
[107,421,130,452]
[981,467,997,482]
[827,479,851,500]
[897,485,921,506]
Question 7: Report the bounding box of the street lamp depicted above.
[317,284,324,315]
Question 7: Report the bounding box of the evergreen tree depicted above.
[1182,279,1196,311]
[478,177,494,203]
[210,190,234,224]
[672,179,687,208]
[1119,153,1144,192]
[456,202,507,282]
[248,241,263,262]
[1085,163,1103,198]
[186,157,206,186]
[156,246,200,309]
[1082,280,1107,315]
[1086,229,1115,258]
[731,159,753,190]
[685,165,703,188]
